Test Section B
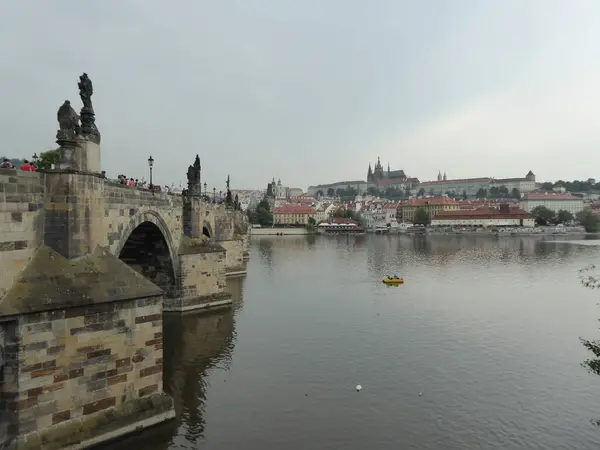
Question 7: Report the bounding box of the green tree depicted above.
[367,186,379,196]
[462,190,468,200]
[413,207,430,226]
[316,190,324,197]
[540,182,554,191]
[417,188,425,197]
[556,209,574,224]
[577,210,600,232]
[247,198,273,226]
[405,186,411,198]
[511,188,521,199]
[36,148,60,170]
[476,188,487,199]
[531,205,555,225]
[331,208,363,225]
[326,187,335,196]
[578,265,600,425]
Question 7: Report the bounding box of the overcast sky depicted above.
[1,0,599,190]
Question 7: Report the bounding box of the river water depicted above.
[109,234,600,450]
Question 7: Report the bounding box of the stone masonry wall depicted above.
[165,250,229,311]
[43,172,106,259]
[219,239,246,273]
[0,320,18,445]
[6,296,164,439]
[104,183,184,257]
[0,169,44,301]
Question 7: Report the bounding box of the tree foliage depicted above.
[578,264,600,425]
[327,187,335,196]
[247,198,273,226]
[577,210,600,232]
[413,207,430,225]
[530,206,555,225]
[476,188,487,199]
[331,208,363,225]
[36,149,60,170]
[335,187,358,200]
[542,178,599,193]
[556,209,574,224]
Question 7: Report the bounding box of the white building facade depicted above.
[520,193,584,215]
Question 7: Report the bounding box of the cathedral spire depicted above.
[387,162,390,172]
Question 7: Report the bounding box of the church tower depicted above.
[437,171,442,181]
[374,157,384,180]
[367,163,373,182]
[443,172,447,181]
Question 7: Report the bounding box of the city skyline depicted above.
[2,1,600,189]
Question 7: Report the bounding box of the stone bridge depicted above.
[0,73,249,449]
[0,159,249,312]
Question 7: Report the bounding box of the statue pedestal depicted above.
[56,136,101,174]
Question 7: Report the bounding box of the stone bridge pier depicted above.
[0,74,249,449]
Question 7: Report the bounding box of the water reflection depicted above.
[98,278,243,450]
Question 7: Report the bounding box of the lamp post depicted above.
[219,191,222,202]
[32,153,38,164]
[204,182,207,197]
[148,156,154,194]
[212,187,216,203]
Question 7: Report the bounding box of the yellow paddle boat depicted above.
[382,276,404,285]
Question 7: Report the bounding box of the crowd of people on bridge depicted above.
[2,157,234,205]
[1,158,38,171]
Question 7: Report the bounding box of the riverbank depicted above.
[250,227,310,236]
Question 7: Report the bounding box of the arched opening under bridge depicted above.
[118,221,176,297]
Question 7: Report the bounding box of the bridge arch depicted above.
[202,221,213,239]
[115,210,179,298]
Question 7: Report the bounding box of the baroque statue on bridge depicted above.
[77,73,101,144]
[186,155,202,196]
[225,175,233,205]
[56,100,80,141]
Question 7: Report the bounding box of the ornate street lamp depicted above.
[32,153,38,164]
[212,187,216,203]
[148,156,154,193]
[204,182,207,197]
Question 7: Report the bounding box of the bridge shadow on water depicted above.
[93,277,245,450]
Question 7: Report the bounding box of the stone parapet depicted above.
[0,169,45,301]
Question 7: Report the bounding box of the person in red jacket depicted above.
[19,160,35,171]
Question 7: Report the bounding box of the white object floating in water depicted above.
[418,393,422,396]
[356,385,362,391]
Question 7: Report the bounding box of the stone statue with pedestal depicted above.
[56,73,101,173]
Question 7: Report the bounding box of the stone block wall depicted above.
[4,296,173,447]
[165,248,230,312]
[43,172,106,259]
[104,183,183,257]
[0,169,44,300]
[219,239,246,274]
[0,320,18,445]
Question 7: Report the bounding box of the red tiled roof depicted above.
[420,177,492,185]
[273,205,316,214]
[521,193,581,200]
[376,179,406,186]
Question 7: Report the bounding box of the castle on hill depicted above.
[366,157,419,189]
